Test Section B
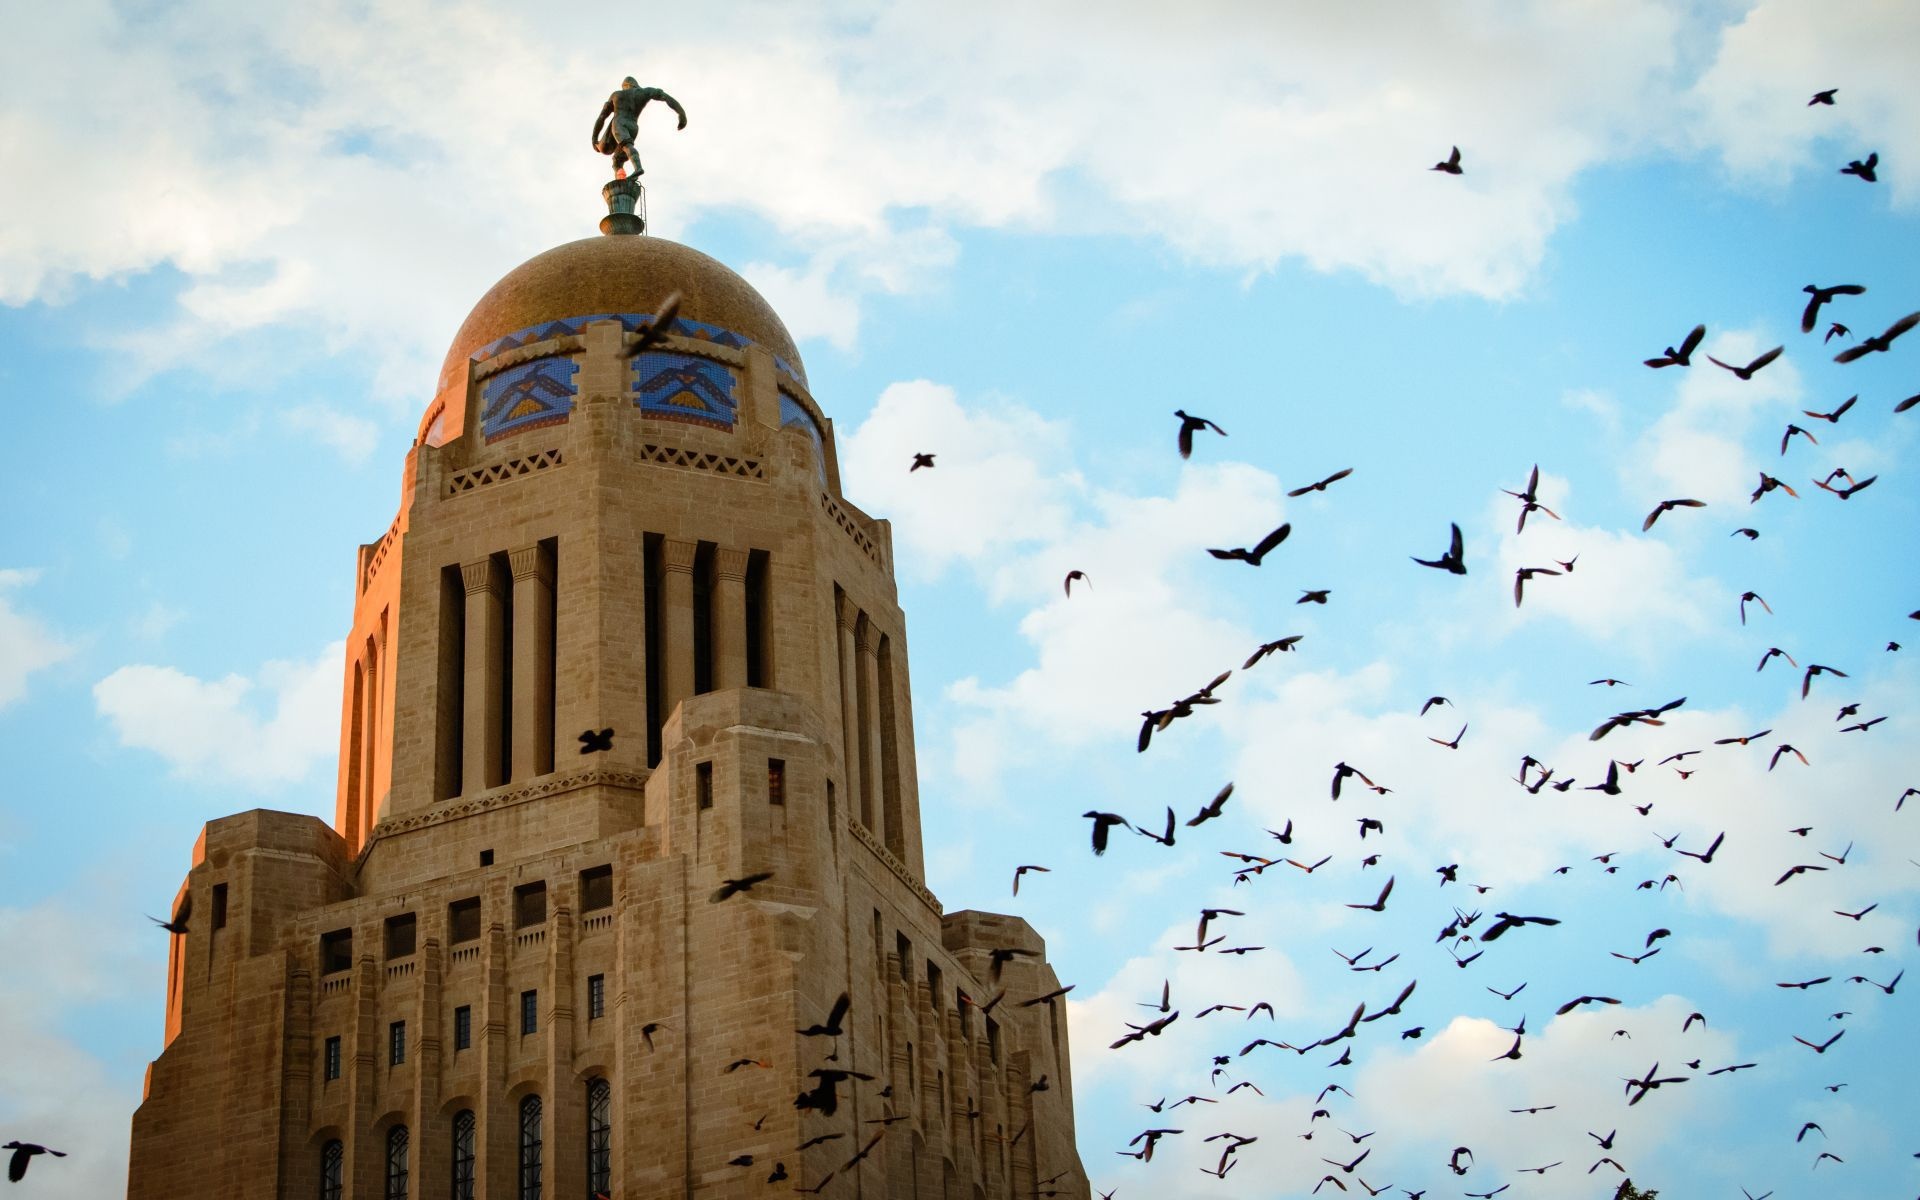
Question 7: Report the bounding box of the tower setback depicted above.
[127,228,1090,1199]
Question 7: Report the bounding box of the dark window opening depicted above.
[319,929,353,975]
[521,989,538,1036]
[211,883,228,931]
[927,962,944,1013]
[588,974,606,1020]
[586,1077,612,1196]
[479,849,494,867]
[745,548,772,687]
[986,1017,1000,1066]
[492,548,515,786]
[696,761,713,810]
[450,1110,476,1200]
[323,1035,342,1082]
[642,532,664,768]
[958,989,973,1040]
[768,758,786,806]
[579,865,613,911]
[384,1124,409,1200]
[518,1094,543,1200]
[385,913,417,960]
[896,933,911,983]
[514,882,547,929]
[319,1139,344,1200]
[389,1020,407,1066]
[448,897,481,944]
[435,565,465,802]
[691,540,714,696]
[453,1005,472,1051]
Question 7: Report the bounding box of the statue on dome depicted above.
[592,78,688,180]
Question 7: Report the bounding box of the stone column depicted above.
[661,538,698,719]
[836,594,865,829]
[857,619,886,848]
[358,639,379,838]
[712,547,750,690]
[508,544,555,781]
[460,557,506,792]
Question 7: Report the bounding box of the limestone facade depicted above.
[127,233,1090,1199]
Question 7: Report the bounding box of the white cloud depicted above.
[92,640,344,790]
[1632,327,1805,510]
[282,404,381,465]
[0,568,75,710]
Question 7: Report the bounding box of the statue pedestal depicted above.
[601,178,646,236]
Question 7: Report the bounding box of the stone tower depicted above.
[126,226,1090,1199]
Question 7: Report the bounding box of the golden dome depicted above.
[437,234,803,395]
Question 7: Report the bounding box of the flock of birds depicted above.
[903,93,1914,1199]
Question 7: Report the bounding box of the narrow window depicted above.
[958,988,972,1041]
[896,933,911,983]
[319,1138,344,1200]
[323,1035,342,1082]
[767,758,786,805]
[871,910,884,970]
[385,913,417,959]
[579,865,613,911]
[585,1077,612,1195]
[389,1020,407,1066]
[514,882,547,929]
[588,974,606,1020]
[696,761,713,810]
[384,1125,410,1200]
[986,1017,1000,1066]
[450,1111,476,1200]
[435,564,465,802]
[927,962,944,1013]
[320,928,353,974]
[211,883,228,931]
[448,896,481,943]
[453,1005,472,1051]
[521,989,538,1036]
[518,1094,544,1200]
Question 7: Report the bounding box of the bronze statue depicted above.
[592,78,687,180]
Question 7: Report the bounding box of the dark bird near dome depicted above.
[1835,310,1918,361]
[1082,811,1131,855]
[909,452,936,471]
[711,872,775,902]
[148,894,191,935]
[1708,345,1784,380]
[1208,523,1291,566]
[1644,323,1706,368]
[1642,498,1705,531]
[1732,527,1759,539]
[1062,570,1088,596]
[1802,283,1865,333]
[1809,88,1837,105]
[1838,151,1878,182]
[1289,467,1354,497]
[1019,984,1074,1008]
[1011,864,1049,895]
[4,1142,66,1183]
[631,291,682,355]
[1431,145,1463,174]
[1411,523,1466,574]
[1243,635,1303,668]
[1174,409,1227,458]
[1299,589,1332,604]
[578,727,614,754]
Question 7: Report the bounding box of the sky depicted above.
[3,1,1919,1196]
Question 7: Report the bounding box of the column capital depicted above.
[855,617,876,655]
[836,592,861,632]
[460,558,501,596]
[662,537,698,574]
[507,544,553,584]
[714,546,750,582]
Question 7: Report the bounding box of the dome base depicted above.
[599,212,645,236]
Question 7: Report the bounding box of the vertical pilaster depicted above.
[712,546,750,690]
[661,538,698,719]
[461,558,507,793]
[857,620,886,848]
[836,594,865,828]
[508,543,555,781]
[359,638,379,837]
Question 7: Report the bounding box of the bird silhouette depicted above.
[1644,323,1706,368]
[909,452,936,471]
[1208,523,1291,565]
[1707,345,1783,380]
[1642,498,1705,531]
[1838,152,1878,182]
[1411,523,1466,574]
[578,727,614,754]
[1834,310,1917,361]
[1801,283,1865,333]
[1174,409,1227,458]
[1431,146,1463,174]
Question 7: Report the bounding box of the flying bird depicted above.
[909,452,936,471]
[1514,566,1559,607]
[1289,467,1354,497]
[1707,345,1784,380]
[1801,283,1865,333]
[1809,88,1837,105]
[1642,498,1705,531]
[1838,151,1878,182]
[1011,865,1050,895]
[1208,523,1292,566]
[1644,324,1706,368]
[1834,310,1917,362]
[711,872,775,902]
[1431,146,1463,174]
[578,727,614,754]
[1063,570,1089,596]
[1174,409,1227,458]
[1410,523,1466,574]
[4,1143,66,1183]
[1243,636,1304,668]
[1083,811,1132,855]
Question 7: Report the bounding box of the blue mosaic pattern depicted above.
[773,353,808,390]
[481,356,578,441]
[665,316,748,350]
[632,351,737,430]
[779,392,827,480]
[470,314,621,363]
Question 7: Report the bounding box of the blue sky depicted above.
[3,1,1919,1196]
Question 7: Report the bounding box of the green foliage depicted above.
[1613,1180,1659,1200]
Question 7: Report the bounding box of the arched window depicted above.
[450,1110,476,1200]
[585,1077,612,1194]
[318,1139,344,1200]
[518,1094,543,1200]
[384,1125,409,1199]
